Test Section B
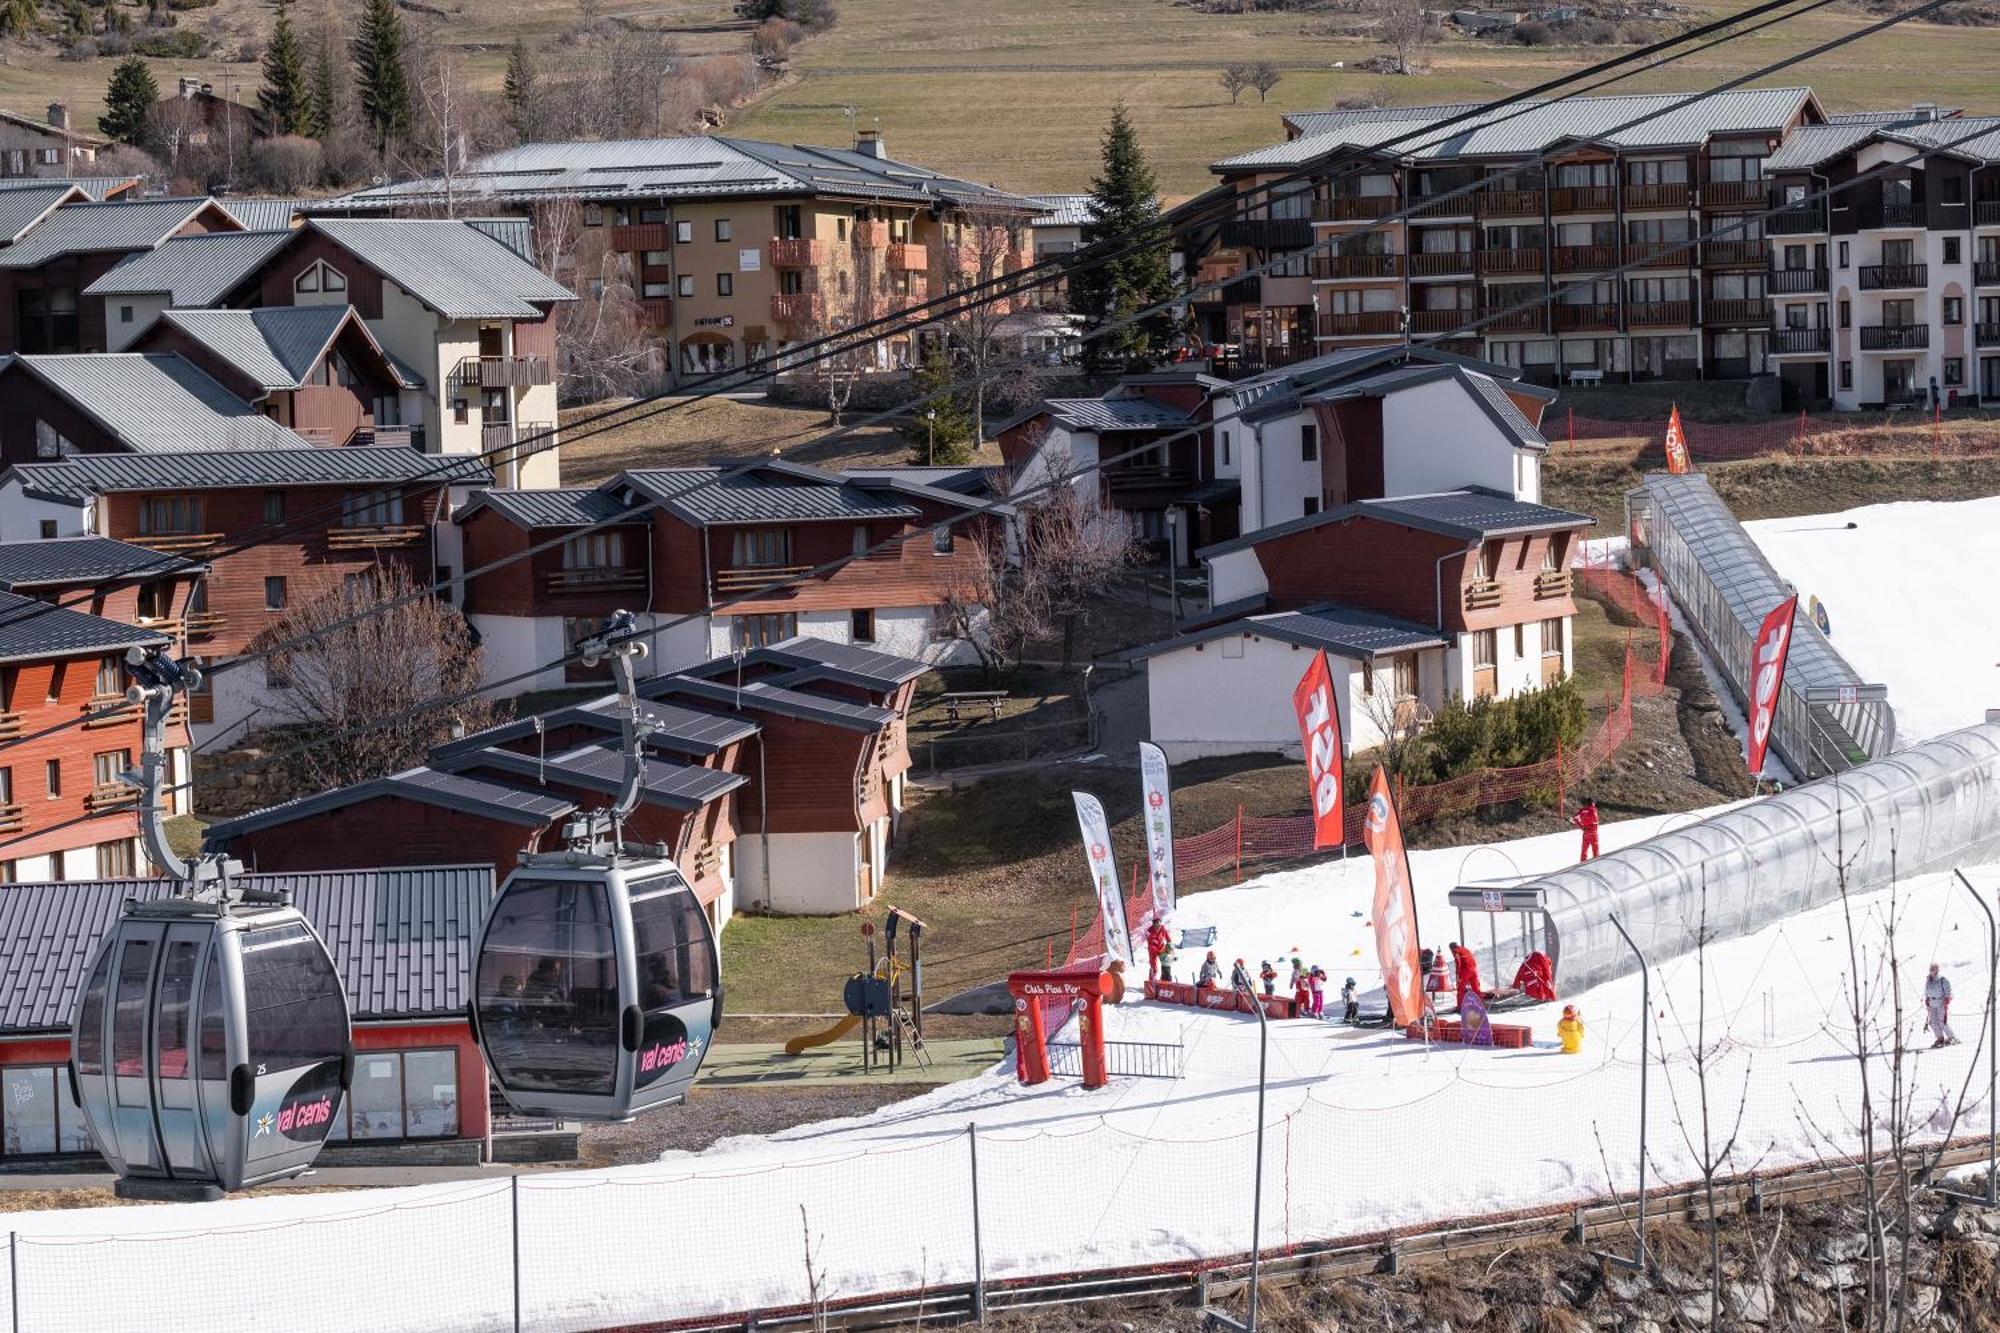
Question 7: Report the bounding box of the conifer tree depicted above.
[901,348,975,466]
[259,2,313,138]
[99,57,159,148]
[502,37,535,138]
[1068,103,1178,372]
[351,0,411,153]
[305,26,338,140]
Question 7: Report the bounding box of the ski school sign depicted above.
[1292,648,1346,850]
[1072,792,1134,966]
[1746,594,1799,777]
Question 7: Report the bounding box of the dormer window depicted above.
[293,260,347,296]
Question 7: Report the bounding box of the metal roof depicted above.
[6,446,489,504]
[83,228,295,304]
[838,464,1003,498]
[318,134,1043,214]
[468,216,534,259]
[206,767,576,844]
[0,109,106,148]
[1042,396,1193,432]
[1217,86,1817,171]
[430,692,758,763]
[0,183,82,245]
[737,635,931,690]
[0,586,168,663]
[614,463,921,525]
[1253,363,1549,454]
[215,197,303,231]
[1765,115,2000,171]
[0,863,496,1032]
[0,197,225,268]
[150,305,365,391]
[456,486,639,530]
[458,742,745,811]
[4,353,309,454]
[645,673,894,732]
[0,535,203,590]
[1282,101,1494,140]
[304,218,576,320]
[1124,601,1447,663]
[1199,487,1592,559]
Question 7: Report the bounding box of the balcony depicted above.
[1770,326,1829,355]
[1410,309,1470,335]
[1408,251,1473,278]
[1106,466,1192,495]
[1703,298,1767,325]
[546,567,647,595]
[327,523,425,550]
[1858,324,1929,351]
[452,355,554,389]
[770,292,823,325]
[1978,200,2000,227]
[1627,301,1692,328]
[885,242,928,273]
[1769,267,1829,294]
[1554,303,1618,331]
[1479,188,1542,219]
[1408,194,1473,220]
[1977,261,2000,286]
[1552,244,1615,272]
[1312,252,1402,280]
[1624,241,1691,269]
[1703,240,1767,267]
[0,801,19,834]
[1876,202,1926,229]
[1550,185,1615,214]
[1701,179,1766,208]
[1858,263,1928,290]
[1480,306,1546,333]
[1464,579,1503,611]
[1219,274,1261,305]
[1479,248,1543,276]
[634,297,672,327]
[767,236,822,267]
[1316,310,1402,338]
[854,219,888,249]
[1222,217,1314,250]
[713,563,813,595]
[1978,323,2000,347]
[1534,568,1573,600]
[481,421,555,456]
[1316,194,1396,222]
[609,222,669,252]
[82,693,137,730]
[1623,182,1690,211]
[0,710,18,741]
[184,610,225,639]
[133,531,221,555]
[1769,206,1827,235]
[354,424,423,450]
[86,782,135,814]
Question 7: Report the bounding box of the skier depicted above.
[1156,938,1177,985]
[1448,941,1482,1013]
[1229,958,1254,993]
[1196,951,1223,989]
[1422,947,1448,1023]
[1557,1005,1585,1054]
[1292,966,1312,1014]
[1144,918,1172,980]
[1571,799,1601,862]
[1341,977,1360,1024]
[1308,965,1327,1018]
[1288,956,1307,996]
[1259,960,1278,996]
[1926,963,1959,1048]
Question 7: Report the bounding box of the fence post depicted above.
[10,1230,17,1333]
[1234,804,1244,883]
[968,1123,988,1324]
[511,1176,522,1333]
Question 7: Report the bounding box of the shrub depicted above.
[1417,677,1589,783]
[1512,18,1556,44]
[1560,15,1616,43]
[168,0,218,9]
[750,17,802,60]
[134,27,208,57]
[59,36,97,60]
[249,134,323,193]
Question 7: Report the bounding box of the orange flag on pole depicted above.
[1362,766,1425,1027]
[1663,404,1692,474]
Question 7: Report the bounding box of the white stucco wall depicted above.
[736,829,862,915]
[640,612,714,676]
[1443,617,1574,702]
[1205,547,1270,608]
[1380,378,1539,502]
[0,481,89,540]
[1243,414,1325,531]
[704,606,968,666]
[105,296,173,352]
[12,837,137,883]
[468,613,571,697]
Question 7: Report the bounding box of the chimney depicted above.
[1914,101,1939,121]
[179,76,200,100]
[46,101,67,131]
[855,128,885,159]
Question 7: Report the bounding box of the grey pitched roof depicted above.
[207,767,577,844]
[0,535,203,590]
[1766,115,2000,172]
[740,634,930,690]
[0,109,107,148]
[1227,342,1544,402]
[0,197,226,268]
[214,197,303,231]
[456,486,639,530]
[1248,362,1550,454]
[455,742,745,811]
[0,586,168,663]
[1042,396,1194,432]
[5,445,490,504]
[614,462,921,525]
[4,353,308,454]
[430,693,757,764]
[645,672,894,732]
[1199,487,1592,559]
[468,216,533,259]
[1124,602,1447,663]
[303,218,576,319]
[150,305,368,392]
[83,228,295,304]
[838,465,1003,498]
[0,863,495,1032]
[1283,101,1495,140]
[0,182,82,245]
[1218,86,1817,171]
[320,134,1042,214]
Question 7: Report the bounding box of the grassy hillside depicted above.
[4,0,2000,197]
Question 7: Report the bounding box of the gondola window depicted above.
[111,939,155,1104]
[630,881,715,1007]
[476,879,621,1095]
[240,925,349,1072]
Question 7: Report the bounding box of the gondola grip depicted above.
[621,1005,642,1053]
[65,1060,80,1107]
[711,986,724,1033]
[229,1063,254,1117]
[340,1045,356,1092]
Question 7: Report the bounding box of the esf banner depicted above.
[1137,741,1176,919]
[1072,791,1134,967]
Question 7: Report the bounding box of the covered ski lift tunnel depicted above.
[1498,722,2000,998]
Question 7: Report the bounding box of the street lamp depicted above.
[926,408,937,465]
[1208,979,1269,1333]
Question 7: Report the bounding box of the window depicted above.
[1471,628,1497,668]
[1541,617,1565,658]
[1946,237,1963,265]
[1838,299,1851,329]
[1946,357,1965,387]
[92,749,130,788]
[850,608,876,643]
[732,613,798,650]
[583,204,603,226]
[1361,660,1374,695]
[1840,360,1853,390]
[1393,654,1418,700]
[95,657,120,698]
[48,849,63,882]
[731,528,791,567]
[851,524,870,556]
[45,662,62,704]
[33,420,72,458]
[1513,624,1525,658]
[714,218,732,242]
[0,767,10,808]
[1945,174,1966,205]
[1219,430,1231,467]
[240,924,349,1073]
[932,524,954,555]
[341,490,404,526]
[675,220,693,244]
[139,495,203,536]
[717,273,733,297]
[264,577,287,611]
[1301,496,1321,515]
[677,275,695,299]
[44,759,60,799]
[2,1065,92,1157]
[37,520,54,540]
[1838,241,1850,267]
[1300,423,1318,462]
[564,531,624,570]
[327,1050,460,1143]
[453,398,469,425]
[97,839,135,878]
[1946,297,1965,325]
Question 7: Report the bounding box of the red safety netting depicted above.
[1551,408,2000,462]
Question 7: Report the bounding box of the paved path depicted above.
[698,1036,1006,1087]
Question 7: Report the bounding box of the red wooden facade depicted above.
[7,202,237,355]
[457,508,651,622]
[131,316,404,447]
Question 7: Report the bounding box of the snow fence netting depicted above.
[1531,721,2000,994]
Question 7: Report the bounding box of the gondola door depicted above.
[625,872,718,1114]
[150,926,218,1180]
[82,920,219,1186]
[232,921,350,1189]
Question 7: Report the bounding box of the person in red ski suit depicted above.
[1448,942,1482,1013]
[1144,919,1172,981]
[1572,799,1601,862]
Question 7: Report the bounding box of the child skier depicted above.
[1557,1005,1585,1054]
[1196,951,1223,989]
[1288,956,1307,995]
[1144,918,1172,981]
[1229,958,1254,993]
[1571,799,1601,862]
[1448,941,1482,1013]
[1926,963,1959,1047]
[1341,977,1359,1024]
[1307,965,1327,1018]
[1259,960,1277,996]
[1291,966,1312,1014]
[1157,939,1177,984]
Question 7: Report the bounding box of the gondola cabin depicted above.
[473,857,718,1121]
[71,897,352,1201]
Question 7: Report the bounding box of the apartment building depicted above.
[1191,87,1826,386]
[326,131,1043,383]
[1761,107,2000,408]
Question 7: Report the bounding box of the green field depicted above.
[3,0,1998,198]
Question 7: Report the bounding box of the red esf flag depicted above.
[1292,648,1345,849]
[1745,594,1799,777]
[1663,405,1693,475]
[1362,767,1425,1028]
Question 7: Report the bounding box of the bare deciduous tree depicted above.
[533,197,657,404]
[1358,674,1429,783]
[1218,63,1252,104]
[1016,443,1141,667]
[1379,0,1440,75]
[1249,60,1283,102]
[932,530,1050,677]
[939,202,1035,446]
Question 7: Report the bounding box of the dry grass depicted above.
[556,395,931,484]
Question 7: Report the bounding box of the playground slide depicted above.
[783,1016,860,1056]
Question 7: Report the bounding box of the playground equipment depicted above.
[785,907,929,1071]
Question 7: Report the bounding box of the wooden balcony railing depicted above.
[1703,240,1767,267]
[545,568,647,594]
[1701,179,1766,208]
[885,242,928,272]
[0,802,20,834]
[355,424,422,450]
[1978,323,2000,348]
[1859,324,1929,351]
[1978,200,2000,227]
[1623,182,1690,211]
[1627,301,1692,328]
[1703,298,1767,325]
[1624,241,1691,269]
[1315,194,1396,222]
[86,783,136,814]
[1553,303,1618,331]
[609,222,669,252]
[326,523,426,550]
[1480,306,1546,333]
[1549,185,1615,213]
[184,611,225,638]
[453,355,554,389]
[1464,579,1503,611]
[767,236,823,267]
[1976,261,2000,286]
[1478,249,1544,276]
[1877,202,1926,229]
[713,563,813,594]
[1408,194,1473,220]
[634,297,672,327]
[1478,189,1543,219]
[1769,267,1829,294]
[1410,309,1469,335]
[1312,252,1402,279]
[1771,327,1830,354]
[1408,251,1473,277]
[771,292,823,325]
[1534,569,1573,600]
[1551,244,1615,272]
[1769,206,1826,235]
[854,219,888,249]
[1316,310,1402,338]
[1858,263,1928,290]
[0,710,20,741]
[134,532,220,555]
[1105,466,1191,493]
[1222,218,1315,249]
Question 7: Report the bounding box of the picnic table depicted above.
[940,690,1007,723]
[1566,368,1604,388]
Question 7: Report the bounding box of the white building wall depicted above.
[0,480,89,540]
[1246,415,1324,529]
[1379,379,1538,502]
[14,837,138,883]
[1205,548,1270,608]
[467,613,571,697]
[1146,633,1356,762]
[704,606,968,667]
[735,829,862,915]
[105,296,172,352]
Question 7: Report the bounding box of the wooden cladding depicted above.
[1479,249,1543,276]
[1317,311,1402,337]
[325,524,425,551]
[767,237,824,267]
[1534,569,1573,599]
[452,355,554,389]
[0,802,20,834]
[1316,194,1396,222]
[1623,182,1690,211]
[885,242,928,272]
[81,694,138,730]
[609,223,669,252]
[85,783,136,815]
[134,532,222,555]
[0,710,21,741]
[1464,579,1503,611]
[546,568,646,594]
[1549,185,1616,213]
[713,563,814,595]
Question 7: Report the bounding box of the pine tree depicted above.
[99,57,159,148]
[351,0,411,153]
[900,349,975,466]
[305,26,338,140]
[259,2,312,138]
[502,37,535,137]
[1069,103,1179,372]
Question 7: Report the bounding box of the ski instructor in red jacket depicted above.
[1448,941,1482,1013]
[1572,799,1601,862]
